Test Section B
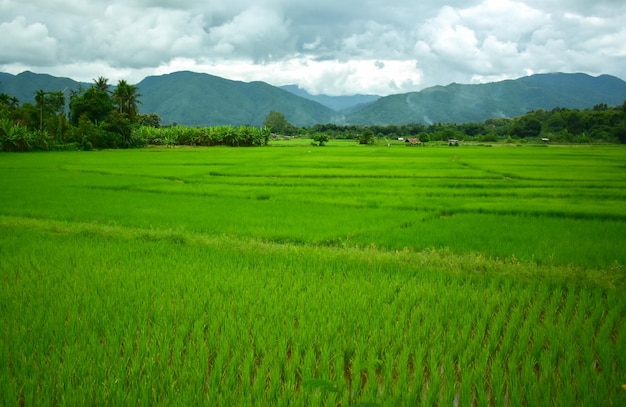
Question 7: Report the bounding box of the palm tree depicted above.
[93,76,110,93]
[113,80,141,120]
[0,93,19,109]
[35,90,46,131]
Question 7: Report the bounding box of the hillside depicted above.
[2,70,626,126]
[137,71,336,127]
[0,71,88,105]
[346,73,626,125]
[0,70,337,127]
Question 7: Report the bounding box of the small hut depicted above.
[405,138,422,146]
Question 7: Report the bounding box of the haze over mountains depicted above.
[278,85,380,113]
[2,70,626,127]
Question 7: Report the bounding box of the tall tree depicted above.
[0,93,19,109]
[0,94,19,124]
[35,90,46,131]
[69,86,114,126]
[262,111,295,135]
[93,76,111,93]
[510,116,542,138]
[113,80,141,121]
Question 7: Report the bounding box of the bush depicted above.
[312,133,329,146]
[357,129,374,145]
[138,125,271,147]
[0,119,35,152]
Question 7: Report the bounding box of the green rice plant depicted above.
[1,145,626,405]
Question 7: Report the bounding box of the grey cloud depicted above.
[206,5,295,62]
[0,17,58,65]
[0,0,625,95]
[84,5,208,68]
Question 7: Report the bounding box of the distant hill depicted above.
[2,70,626,126]
[279,85,380,112]
[0,72,14,84]
[0,71,88,105]
[137,71,336,127]
[346,73,626,125]
[0,70,337,127]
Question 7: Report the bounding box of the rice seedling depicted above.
[1,144,625,405]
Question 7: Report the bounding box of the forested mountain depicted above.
[346,73,626,125]
[136,71,336,127]
[2,70,626,126]
[0,71,337,127]
[0,71,88,105]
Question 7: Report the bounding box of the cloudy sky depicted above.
[1,0,625,96]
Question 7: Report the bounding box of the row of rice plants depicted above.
[458,146,626,182]
[1,146,625,405]
[1,147,625,269]
[133,125,271,147]
[364,212,626,269]
[1,218,624,405]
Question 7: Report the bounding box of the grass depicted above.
[1,142,625,406]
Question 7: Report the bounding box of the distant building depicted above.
[405,138,422,146]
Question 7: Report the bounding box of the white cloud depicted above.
[0,0,625,95]
[206,5,294,62]
[339,21,408,60]
[459,0,549,41]
[0,17,58,65]
[413,1,553,83]
[85,5,207,68]
[266,58,424,96]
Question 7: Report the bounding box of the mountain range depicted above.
[347,73,626,125]
[2,70,626,127]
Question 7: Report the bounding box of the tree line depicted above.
[0,75,276,152]
[299,102,626,144]
[0,76,150,151]
[2,76,626,152]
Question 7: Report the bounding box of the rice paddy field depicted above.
[1,141,625,406]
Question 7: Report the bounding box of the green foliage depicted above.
[0,76,150,150]
[0,119,33,152]
[430,126,463,141]
[4,71,626,130]
[35,90,65,133]
[263,110,296,135]
[135,71,335,127]
[102,110,141,148]
[3,72,626,153]
[69,86,114,126]
[357,128,375,144]
[614,121,626,143]
[510,115,542,138]
[112,79,141,120]
[311,132,329,146]
[68,114,96,149]
[417,131,430,142]
[346,73,626,125]
[0,93,19,111]
[133,124,270,147]
[304,102,626,144]
[137,112,162,128]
